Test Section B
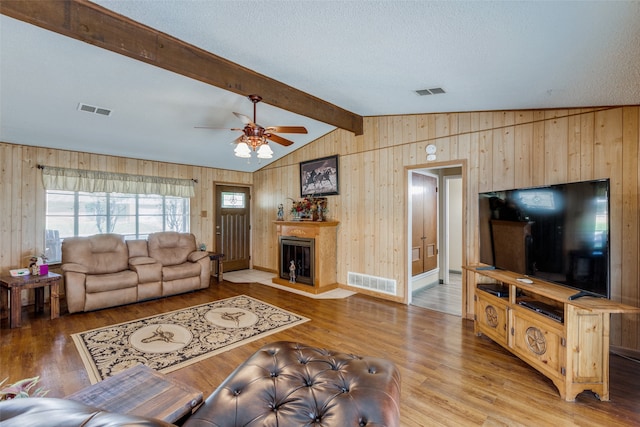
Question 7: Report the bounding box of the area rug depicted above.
[72,295,309,383]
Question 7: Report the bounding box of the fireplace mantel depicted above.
[273,221,339,294]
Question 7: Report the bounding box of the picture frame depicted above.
[300,155,339,197]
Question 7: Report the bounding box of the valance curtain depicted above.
[40,166,195,198]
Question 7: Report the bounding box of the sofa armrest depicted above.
[61,263,89,274]
[188,251,209,263]
[129,256,158,266]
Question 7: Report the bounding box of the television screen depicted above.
[478,179,610,299]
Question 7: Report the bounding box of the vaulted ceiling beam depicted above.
[1,0,363,135]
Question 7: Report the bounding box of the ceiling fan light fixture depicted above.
[234,142,251,158]
[257,143,273,159]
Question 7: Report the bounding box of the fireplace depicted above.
[279,236,315,286]
[273,220,339,294]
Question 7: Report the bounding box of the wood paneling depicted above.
[0,141,252,282]
[2,106,639,351]
[253,106,640,351]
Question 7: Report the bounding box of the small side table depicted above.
[0,272,61,328]
[208,252,224,282]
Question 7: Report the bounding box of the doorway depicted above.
[215,184,251,272]
[409,167,463,316]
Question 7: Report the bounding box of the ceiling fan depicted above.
[197,94,307,158]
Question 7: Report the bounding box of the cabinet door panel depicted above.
[475,292,509,345]
[512,309,565,378]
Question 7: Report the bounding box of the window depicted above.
[45,190,190,262]
[221,192,245,208]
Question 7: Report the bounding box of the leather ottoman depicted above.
[184,341,401,427]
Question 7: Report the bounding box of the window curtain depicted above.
[40,166,195,198]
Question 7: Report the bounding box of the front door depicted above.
[411,173,438,276]
[215,185,250,272]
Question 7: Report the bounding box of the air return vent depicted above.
[415,87,446,96]
[347,272,397,295]
[78,103,112,117]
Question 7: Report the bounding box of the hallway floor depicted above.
[411,272,462,316]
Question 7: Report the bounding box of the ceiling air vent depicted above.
[78,103,112,117]
[415,87,446,96]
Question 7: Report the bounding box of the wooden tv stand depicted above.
[464,265,640,402]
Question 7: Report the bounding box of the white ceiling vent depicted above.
[78,103,112,117]
[415,87,446,96]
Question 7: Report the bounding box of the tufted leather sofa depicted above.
[0,342,401,426]
[183,341,401,427]
[61,232,210,313]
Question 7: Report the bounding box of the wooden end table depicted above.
[208,252,224,282]
[0,272,61,328]
[66,364,203,423]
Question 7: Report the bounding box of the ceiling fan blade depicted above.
[267,133,294,147]
[194,126,243,130]
[265,126,308,134]
[233,112,255,127]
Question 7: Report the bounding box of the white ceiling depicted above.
[1,1,639,172]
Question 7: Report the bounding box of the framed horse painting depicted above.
[300,155,339,196]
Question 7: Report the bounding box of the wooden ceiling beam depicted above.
[1,0,363,135]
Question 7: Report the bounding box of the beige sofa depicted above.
[61,232,210,313]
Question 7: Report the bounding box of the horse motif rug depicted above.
[71,295,309,383]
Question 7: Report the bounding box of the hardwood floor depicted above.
[1,280,639,426]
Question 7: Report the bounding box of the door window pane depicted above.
[221,192,245,208]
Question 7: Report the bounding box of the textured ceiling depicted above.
[1,1,639,172]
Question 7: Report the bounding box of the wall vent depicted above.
[415,87,446,96]
[78,103,112,117]
[347,271,397,295]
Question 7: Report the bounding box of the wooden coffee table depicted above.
[66,364,203,423]
[0,272,60,328]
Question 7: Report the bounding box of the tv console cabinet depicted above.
[464,265,640,402]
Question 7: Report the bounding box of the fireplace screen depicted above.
[279,236,315,285]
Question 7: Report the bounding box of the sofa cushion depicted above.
[85,270,138,293]
[148,232,197,267]
[127,239,149,257]
[129,256,158,266]
[162,262,201,282]
[62,234,129,274]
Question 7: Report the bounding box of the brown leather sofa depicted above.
[0,397,172,427]
[0,342,401,426]
[61,232,210,313]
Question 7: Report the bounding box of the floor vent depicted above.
[78,103,112,117]
[347,272,397,295]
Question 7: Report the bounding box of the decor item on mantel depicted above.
[277,204,284,221]
[289,196,327,221]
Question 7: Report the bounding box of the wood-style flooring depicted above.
[412,273,462,316]
[1,279,639,426]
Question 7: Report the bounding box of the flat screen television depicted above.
[478,179,610,299]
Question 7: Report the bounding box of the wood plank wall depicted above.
[1,106,638,351]
[0,142,252,285]
[253,106,640,351]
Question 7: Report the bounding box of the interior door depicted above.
[411,173,438,276]
[215,185,250,272]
